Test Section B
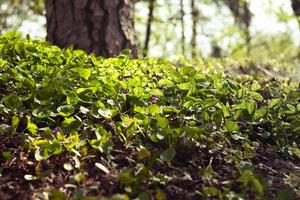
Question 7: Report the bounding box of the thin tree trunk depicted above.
[143,0,155,57]
[243,1,251,56]
[291,0,300,58]
[46,0,138,58]
[223,0,251,55]
[292,0,300,27]
[191,0,198,59]
[180,0,185,56]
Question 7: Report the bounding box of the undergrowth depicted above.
[0,33,300,200]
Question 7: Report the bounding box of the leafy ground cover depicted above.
[1,33,300,199]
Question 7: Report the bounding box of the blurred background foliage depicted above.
[0,0,44,33]
[0,0,299,64]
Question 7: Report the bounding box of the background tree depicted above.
[292,0,300,26]
[0,0,43,34]
[191,0,199,59]
[222,0,252,54]
[180,0,186,56]
[46,0,138,57]
[291,0,300,57]
[143,0,155,57]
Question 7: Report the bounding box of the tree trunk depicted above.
[143,0,155,57]
[223,0,251,55]
[46,0,138,58]
[190,0,198,59]
[180,0,185,56]
[292,0,300,27]
[291,0,300,58]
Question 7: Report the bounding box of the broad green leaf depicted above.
[158,79,174,87]
[102,194,129,200]
[27,117,38,135]
[2,151,13,161]
[149,104,160,115]
[225,120,239,132]
[0,124,13,134]
[11,116,20,130]
[254,107,268,119]
[32,107,51,118]
[80,68,92,80]
[249,92,264,101]
[79,106,89,114]
[277,187,295,200]
[268,98,281,109]
[251,81,261,91]
[177,82,191,90]
[160,148,176,162]
[137,148,151,160]
[57,105,75,117]
[155,115,169,129]
[292,148,300,159]
[61,117,81,134]
[163,106,180,114]
[246,100,257,115]
[2,93,22,109]
[222,104,231,117]
[98,108,112,119]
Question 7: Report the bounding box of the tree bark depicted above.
[291,0,300,58]
[143,0,155,57]
[292,0,300,27]
[46,0,138,58]
[190,0,198,59]
[180,0,185,56]
[223,0,251,55]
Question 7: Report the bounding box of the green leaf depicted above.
[249,92,264,101]
[2,93,22,109]
[254,107,268,119]
[246,100,257,115]
[158,79,174,87]
[27,116,38,135]
[2,151,13,161]
[277,187,295,200]
[163,106,180,114]
[269,98,281,109]
[181,66,196,76]
[251,81,261,91]
[137,192,151,200]
[292,148,300,159]
[155,115,169,129]
[0,124,13,135]
[102,194,129,200]
[222,104,231,118]
[225,120,239,132]
[57,105,75,117]
[61,117,81,134]
[11,116,20,130]
[79,106,89,114]
[98,108,112,119]
[137,148,151,160]
[177,82,191,90]
[80,68,92,80]
[149,104,160,115]
[160,148,176,162]
[32,107,51,118]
